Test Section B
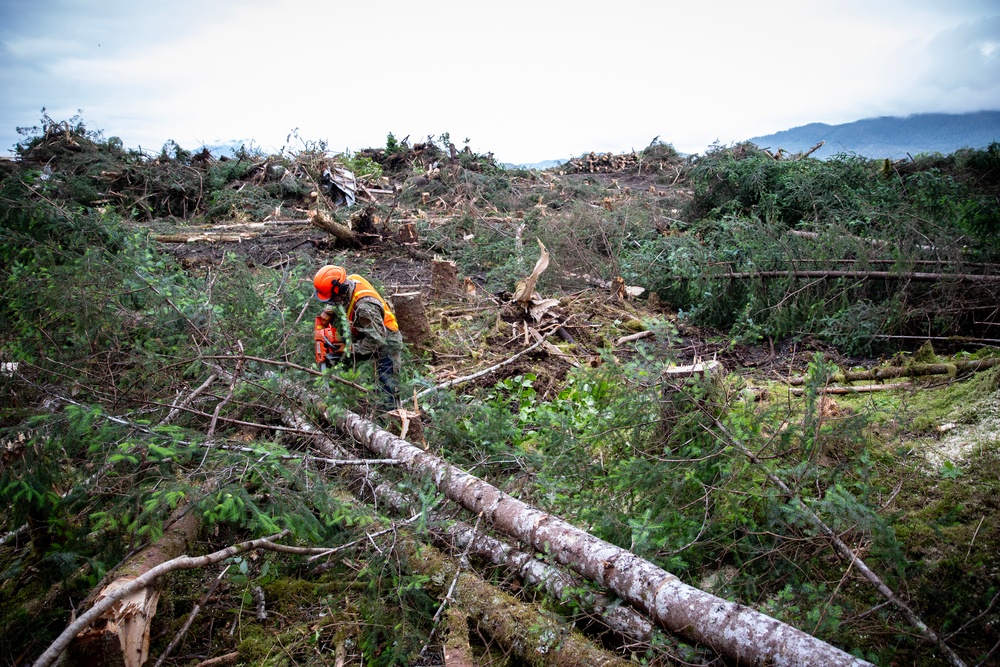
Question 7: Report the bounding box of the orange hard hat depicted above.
[314,265,348,302]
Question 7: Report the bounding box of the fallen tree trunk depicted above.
[428,512,662,650]
[70,506,201,667]
[405,537,632,666]
[277,404,667,654]
[308,209,359,246]
[331,408,872,667]
[711,269,1000,283]
[787,357,1000,386]
[788,382,913,396]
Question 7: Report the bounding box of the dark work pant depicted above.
[376,353,398,408]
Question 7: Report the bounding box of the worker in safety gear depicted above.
[313,265,403,409]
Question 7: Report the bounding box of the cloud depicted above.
[924,15,1000,91]
[1,1,998,161]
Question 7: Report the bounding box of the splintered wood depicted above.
[395,222,419,245]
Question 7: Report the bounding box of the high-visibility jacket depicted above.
[346,274,398,336]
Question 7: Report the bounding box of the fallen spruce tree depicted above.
[277,398,675,658]
[319,403,873,667]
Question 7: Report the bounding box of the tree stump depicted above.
[395,222,419,245]
[392,292,432,347]
[431,258,459,297]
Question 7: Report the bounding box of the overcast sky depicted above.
[1,0,999,164]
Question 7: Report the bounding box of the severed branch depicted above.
[206,346,244,442]
[31,531,291,667]
[190,652,240,667]
[615,330,653,346]
[160,373,218,425]
[152,233,259,243]
[198,354,368,391]
[796,140,826,160]
[415,326,559,400]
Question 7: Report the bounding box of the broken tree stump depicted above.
[431,258,459,296]
[392,292,432,347]
[394,222,419,245]
[71,507,200,667]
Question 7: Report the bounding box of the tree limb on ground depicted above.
[787,357,1000,386]
[711,418,968,667]
[711,269,1000,283]
[198,354,369,391]
[414,328,557,399]
[31,532,291,667]
[308,208,359,246]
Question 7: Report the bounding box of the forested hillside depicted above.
[2,113,1000,667]
[749,111,1000,160]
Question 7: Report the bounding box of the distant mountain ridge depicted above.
[749,111,1000,159]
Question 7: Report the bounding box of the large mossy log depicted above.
[787,357,1000,386]
[405,540,631,666]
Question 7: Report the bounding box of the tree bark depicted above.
[70,506,201,667]
[394,222,419,245]
[431,258,459,296]
[332,408,873,667]
[404,539,632,666]
[308,209,359,246]
[392,291,433,347]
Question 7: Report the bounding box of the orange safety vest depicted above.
[345,275,399,336]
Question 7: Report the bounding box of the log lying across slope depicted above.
[331,408,872,667]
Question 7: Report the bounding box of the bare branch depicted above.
[30,531,291,667]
